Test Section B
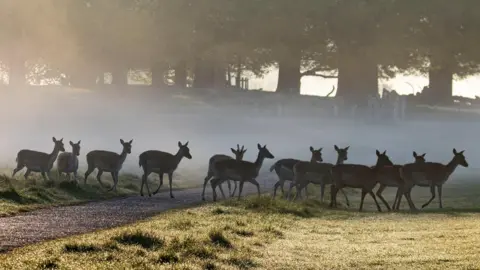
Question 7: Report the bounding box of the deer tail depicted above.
[269,161,279,172]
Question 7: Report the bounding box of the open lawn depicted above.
[2,182,480,270]
[0,169,197,217]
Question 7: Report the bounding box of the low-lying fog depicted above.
[0,87,477,183]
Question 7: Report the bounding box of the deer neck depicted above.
[445,157,459,177]
[173,149,184,167]
[335,155,345,165]
[253,153,266,175]
[48,147,61,165]
[309,156,317,163]
[118,149,128,165]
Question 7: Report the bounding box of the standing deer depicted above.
[139,141,192,198]
[202,144,247,201]
[288,145,350,206]
[270,146,323,198]
[84,139,133,192]
[400,149,468,210]
[57,140,81,182]
[12,137,65,182]
[330,150,394,212]
[210,144,274,201]
[375,151,426,211]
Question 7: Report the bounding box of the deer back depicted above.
[57,152,79,173]
[401,162,448,187]
[213,159,257,180]
[294,162,334,185]
[139,150,178,173]
[332,164,375,189]
[86,150,123,171]
[16,150,52,169]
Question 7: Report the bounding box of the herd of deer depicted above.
[9,137,469,212]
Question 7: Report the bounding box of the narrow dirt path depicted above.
[0,175,276,252]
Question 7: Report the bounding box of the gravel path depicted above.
[0,175,276,252]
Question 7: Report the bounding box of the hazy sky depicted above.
[250,71,480,98]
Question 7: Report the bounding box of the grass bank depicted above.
[2,182,480,269]
[0,169,197,217]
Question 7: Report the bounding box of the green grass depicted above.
[2,182,480,269]
[0,168,197,217]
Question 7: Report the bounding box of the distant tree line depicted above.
[0,0,479,105]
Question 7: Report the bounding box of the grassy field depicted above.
[2,182,480,269]
[0,169,197,217]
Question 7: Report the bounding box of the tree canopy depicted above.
[1,0,479,104]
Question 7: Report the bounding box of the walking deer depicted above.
[57,140,81,182]
[12,137,65,182]
[84,139,133,192]
[202,144,247,201]
[270,146,323,198]
[330,150,393,212]
[288,145,350,206]
[374,151,426,211]
[210,144,274,201]
[400,149,468,210]
[139,141,192,198]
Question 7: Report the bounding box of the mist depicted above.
[0,86,477,185]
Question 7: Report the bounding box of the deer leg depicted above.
[376,184,391,211]
[153,173,164,195]
[392,187,401,211]
[403,188,418,211]
[369,190,382,212]
[226,180,232,197]
[84,167,94,185]
[286,181,296,201]
[437,185,443,209]
[359,190,368,212]
[73,171,78,183]
[24,169,32,182]
[96,170,105,188]
[340,188,350,207]
[250,179,261,197]
[202,171,213,201]
[140,171,152,197]
[167,172,174,198]
[40,171,48,183]
[273,180,282,198]
[237,180,245,200]
[330,185,339,208]
[12,164,25,177]
[231,181,237,197]
[211,178,219,202]
[218,180,227,199]
[422,184,436,209]
[106,172,116,192]
[320,183,326,202]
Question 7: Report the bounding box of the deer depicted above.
[399,149,468,210]
[210,144,274,202]
[139,141,192,198]
[288,145,350,206]
[270,146,323,198]
[56,140,81,182]
[373,151,426,212]
[330,150,394,212]
[12,137,65,183]
[84,139,133,192]
[376,151,426,211]
[202,144,247,201]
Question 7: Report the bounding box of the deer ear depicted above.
[120,139,125,144]
[78,140,81,145]
[460,150,465,154]
[383,150,387,155]
[178,141,182,147]
[243,149,247,153]
[231,148,236,154]
[52,137,57,142]
[59,138,63,142]
[257,143,261,149]
[70,141,74,146]
[345,146,350,151]
[129,139,133,144]
[319,148,323,152]
[421,153,426,157]
[376,150,380,156]
[334,145,339,151]
[453,148,458,155]
[310,146,314,152]
[413,151,417,157]
[185,141,189,146]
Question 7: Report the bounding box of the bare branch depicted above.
[301,68,338,78]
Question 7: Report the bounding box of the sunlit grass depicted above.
[0,168,198,217]
[2,182,480,269]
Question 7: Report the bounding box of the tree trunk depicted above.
[193,58,214,89]
[335,51,378,107]
[428,64,453,105]
[276,49,301,94]
[7,57,26,87]
[111,67,128,86]
[235,57,242,88]
[174,60,187,88]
